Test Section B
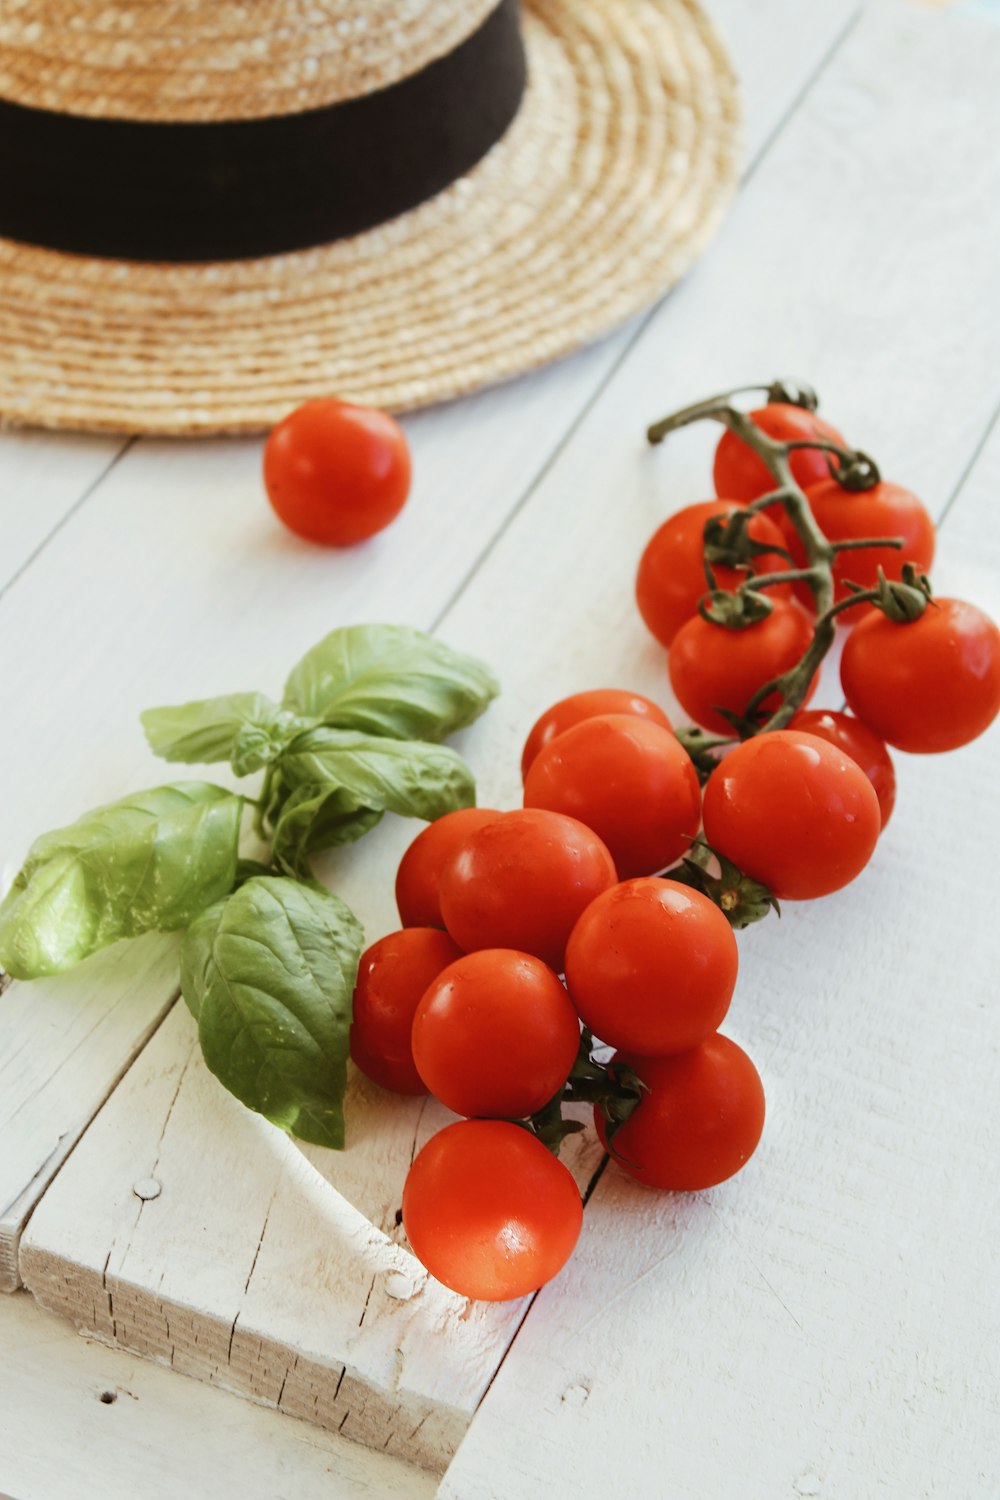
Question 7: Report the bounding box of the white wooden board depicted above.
[0,1290,436,1500]
[0,0,862,1300]
[0,432,127,594]
[7,0,998,1493]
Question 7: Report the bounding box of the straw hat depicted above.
[0,0,740,436]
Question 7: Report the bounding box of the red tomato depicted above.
[564,878,738,1055]
[596,1036,765,1191]
[840,598,1000,752]
[403,1120,583,1301]
[395,808,501,928]
[411,949,580,1119]
[668,600,816,734]
[439,809,616,972]
[636,500,792,649]
[787,478,936,623]
[263,398,411,546]
[523,714,701,879]
[349,927,463,1095]
[521,689,672,780]
[702,729,881,899]
[713,404,847,503]
[788,709,896,828]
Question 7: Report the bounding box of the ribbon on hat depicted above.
[0,0,526,262]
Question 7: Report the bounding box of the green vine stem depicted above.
[645,382,934,928]
[646,382,930,735]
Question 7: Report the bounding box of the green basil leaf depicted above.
[141,692,305,774]
[279,726,476,822]
[270,781,383,877]
[281,624,499,742]
[0,783,243,979]
[179,876,363,1149]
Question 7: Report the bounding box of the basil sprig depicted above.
[0,624,497,1146]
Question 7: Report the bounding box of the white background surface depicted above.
[2,1,999,1496]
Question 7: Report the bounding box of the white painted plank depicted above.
[0,1290,436,1500]
[431,3,1000,1493]
[439,433,1000,1499]
[0,0,862,1296]
[17,1002,599,1473]
[0,431,127,593]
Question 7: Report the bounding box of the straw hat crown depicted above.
[0,0,498,120]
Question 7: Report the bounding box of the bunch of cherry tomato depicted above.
[288,386,999,1305]
[351,707,767,1303]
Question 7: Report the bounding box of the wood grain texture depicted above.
[0,431,127,594]
[433,3,1000,1493]
[0,1290,436,1500]
[0,0,863,1304]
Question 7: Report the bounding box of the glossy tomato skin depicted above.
[350,927,464,1094]
[635,500,792,649]
[840,598,1000,752]
[713,404,846,503]
[263,398,411,546]
[403,1120,583,1301]
[796,479,936,623]
[521,689,672,780]
[564,878,738,1055]
[411,949,580,1119]
[523,714,701,879]
[596,1036,765,1191]
[702,729,881,900]
[395,808,501,928]
[439,809,616,972]
[668,601,816,735]
[788,709,896,828]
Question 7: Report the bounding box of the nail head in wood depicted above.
[132,1178,161,1202]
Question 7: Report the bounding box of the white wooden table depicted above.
[2,3,999,1496]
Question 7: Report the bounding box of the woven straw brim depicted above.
[0,0,741,436]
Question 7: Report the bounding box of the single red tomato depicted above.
[521,689,672,780]
[841,598,1000,752]
[702,729,881,899]
[523,714,701,878]
[395,807,501,928]
[263,398,411,545]
[668,600,816,734]
[636,499,792,649]
[564,878,738,1055]
[403,1120,583,1301]
[411,949,580,1119]
[788,709,896,828]
[439,809,616,972]
[349,927,463,1095]
[596,1036,765,1191]
[713,404,847,503]
[790,478,936,624]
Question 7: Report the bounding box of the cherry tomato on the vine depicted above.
[439,808,616,972]
[523,714,701,878]
[702,729,881,900]
[713,404,846,503]
[596,1035,765,1191]
[668,600,816,734]
[840,598,1000,752]
[636,499,792,649]
[788,709,896,828]
[789,478,936,623]
[263,398,411,546]
[412,949,580,1119]
[521,689,672,780]
[564,878,738,1056]
[350,927,463,1095]
[403,1120,583,1301]
[395,807,501,928]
